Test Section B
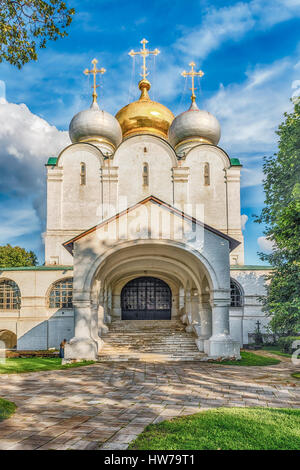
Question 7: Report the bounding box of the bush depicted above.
[278,336,300,354]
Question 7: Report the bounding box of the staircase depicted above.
[97,320,206,362]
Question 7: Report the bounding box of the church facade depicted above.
[0,44,271,360]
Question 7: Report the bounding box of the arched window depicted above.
[230,279,243,307]
[0,280,21,310]
[143,162,149,186]
[204,162,210,186]
[48,278,73,308]
[80,162,86,185]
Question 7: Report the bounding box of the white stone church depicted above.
[0,43,271,360]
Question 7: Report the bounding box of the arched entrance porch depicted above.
[65,240,240,360]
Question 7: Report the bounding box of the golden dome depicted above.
[115,79,174,140]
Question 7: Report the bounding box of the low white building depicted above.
[0,53,271,360]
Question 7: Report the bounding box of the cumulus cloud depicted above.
[257,236,275,252]
[175,0,300,61]
[241,214,248,230]
[0,98,70,230]
[206,58,297,155]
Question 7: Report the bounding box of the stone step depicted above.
[97,319,206,362]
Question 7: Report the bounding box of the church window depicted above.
[48,278,73,309]
[230,279,243,307]
[204,163,210,186]
[80,162,86,185]
[0,280,21,310]
[143,162,149,186]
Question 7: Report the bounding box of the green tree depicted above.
[0,0,75,68]
[256,100,300,335]
[0,244,38,267]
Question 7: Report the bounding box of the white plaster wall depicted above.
[45,143,104,265]
[0,269,74,350]
[230,269,271,345]
[60,146,103,230]
[185,145,244,264]
[185,145,229,231]
[113,135,177,207]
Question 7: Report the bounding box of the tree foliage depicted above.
[256,100,300,335]
[0,244,38,267]
[0,0,75,68]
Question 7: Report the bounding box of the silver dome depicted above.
[168,101,221,149]
[69,101,122,149]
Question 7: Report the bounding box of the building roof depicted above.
[63,195,241,254]
[230,158,242,166]
[0,266,73,271]
[45,157,58,166]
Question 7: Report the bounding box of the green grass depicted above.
[0,357,94,374]
[211,350,280,366]
[262,346,292,358]
[0,398,16,421]
[291,372,300,379]
[129,408,300,450]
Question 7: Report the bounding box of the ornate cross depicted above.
[84,58,106,103]
[129,39,160,80]
[181,62,204,103]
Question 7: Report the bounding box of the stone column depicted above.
[90,301,104,350]
[204,290,240,359]
[64,296,98,361]
[195,293,212,352]
[98,290,109,335]
[184,289,194,332]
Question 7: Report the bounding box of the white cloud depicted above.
[257,236,275,252]
[176,3,254,60]
[0,206,40,244]
[206,57,297,155]
[175,0,300,61]
[0,98,70,228]
[241,167,264,188]
[241,214,248,230]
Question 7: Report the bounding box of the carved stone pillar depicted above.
[204,290,240,358]
[65,297,98,360]
[194,293,212,352]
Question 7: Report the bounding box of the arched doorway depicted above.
[121,276,172,320]
[0,330,17,349]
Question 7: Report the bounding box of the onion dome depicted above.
[69,100,122,152]
[168,100,221,154]
[115,79,174,140]
[69,58,122,153]
[169,62,221,154]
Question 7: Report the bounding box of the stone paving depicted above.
[0,358,299,450]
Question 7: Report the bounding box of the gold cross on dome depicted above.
[129,39,160,80]
[181,62,204,103]
[84,58,106,103]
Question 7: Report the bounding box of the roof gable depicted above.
[63,195,240,254]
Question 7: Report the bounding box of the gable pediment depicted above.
[63,196,240,255]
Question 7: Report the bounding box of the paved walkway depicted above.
[0,358,299,450]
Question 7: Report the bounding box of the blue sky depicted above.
[0,0,299,264]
